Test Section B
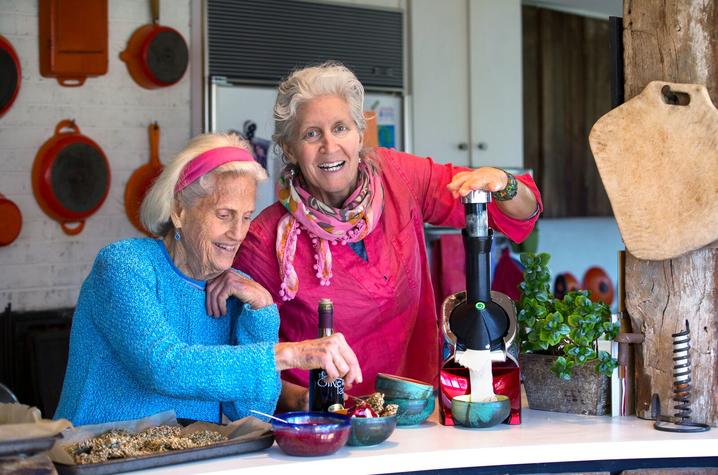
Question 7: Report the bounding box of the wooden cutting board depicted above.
[589,81,718,261]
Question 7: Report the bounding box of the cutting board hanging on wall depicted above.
[39,0,108,86]
[589,81,718,261]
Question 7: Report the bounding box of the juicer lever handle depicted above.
[462,189,491,204]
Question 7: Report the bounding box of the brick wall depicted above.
[0,0,192,311]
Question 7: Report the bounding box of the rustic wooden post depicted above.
[623,0,718,426]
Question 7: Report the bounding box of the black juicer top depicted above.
[448,190,509,352]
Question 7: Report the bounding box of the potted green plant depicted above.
[517,252,619,415]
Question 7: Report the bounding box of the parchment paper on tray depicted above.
[0,403,71,457]
[50,410,273,473]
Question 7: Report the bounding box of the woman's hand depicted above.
[446,167,508,199]
[274,333,363,389]
[206,269,273,316]
[447,167,538,220]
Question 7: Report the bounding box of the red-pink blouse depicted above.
[234,148,542,396]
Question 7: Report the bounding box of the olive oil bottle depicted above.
[308,298,345,411]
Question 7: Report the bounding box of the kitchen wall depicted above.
[0,0,192,311]
[0,0,622,312]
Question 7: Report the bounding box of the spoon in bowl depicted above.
[249,410,300,430]
[345,394,366,403]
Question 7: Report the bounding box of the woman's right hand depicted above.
[274,333,363,389]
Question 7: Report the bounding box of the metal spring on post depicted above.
[653,320,710,433]
[670,321,692,423]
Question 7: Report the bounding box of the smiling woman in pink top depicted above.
[206,62,542,410]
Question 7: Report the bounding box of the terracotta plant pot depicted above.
[520,353,610,416]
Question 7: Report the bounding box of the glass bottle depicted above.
[308,298,345,411]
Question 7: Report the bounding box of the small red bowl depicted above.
[272,412,350,457]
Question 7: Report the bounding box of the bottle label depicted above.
[316,371,345,396]
[309,369,345,411]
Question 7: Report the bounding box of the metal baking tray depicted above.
[54,433,274,475]
[0,435,58,457]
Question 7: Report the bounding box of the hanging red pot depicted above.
[32,120,111,235]
[125,122,163,235]
[0,34,21,118]
[0,193,22,246]
[119,0,188,89]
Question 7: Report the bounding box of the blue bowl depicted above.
[384,395,435,426]
[272,412,350,456]
[376,373,433,400]
[347,414,397,446]
[451,395,510,428]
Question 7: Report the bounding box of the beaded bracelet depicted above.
[492,170,518,201]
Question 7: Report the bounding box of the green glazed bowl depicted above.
[347,415,397,446]
[375,373,433,400]
[451,394,510,428]
[385,395,435,426]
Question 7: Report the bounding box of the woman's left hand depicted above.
[446,167,508,199]
[206,270,273,316]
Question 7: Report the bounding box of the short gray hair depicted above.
[273,61,366,164]
[140,133,267,236]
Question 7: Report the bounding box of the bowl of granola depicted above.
[336,392,399,447]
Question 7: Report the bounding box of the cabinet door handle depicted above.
[458,142,469,150]
[477,142,488,150]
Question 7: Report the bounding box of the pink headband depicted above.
[175,146,255,193]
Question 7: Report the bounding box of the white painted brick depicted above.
[0,0,191,311]
[0,1,38,16]
[0,288,81,312]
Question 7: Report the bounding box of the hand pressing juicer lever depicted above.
[440,190,517,427]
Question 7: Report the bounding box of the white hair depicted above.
[273,61,366,165]
[140,133,267,236]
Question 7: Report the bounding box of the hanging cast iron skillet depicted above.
[119,0,188,89]
[0,34,21,118]
[125,122,163,235]
[0,193,22,246]
[33,120,111,235]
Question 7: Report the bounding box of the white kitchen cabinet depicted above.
[409,0,523,168]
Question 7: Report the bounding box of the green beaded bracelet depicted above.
[492,170,518,201]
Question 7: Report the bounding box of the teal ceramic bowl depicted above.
[451,394,511,428]
[375,373,433,400]
[347,415,397,446]
[385,395,435,426]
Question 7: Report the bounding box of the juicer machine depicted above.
[439,190,521,426]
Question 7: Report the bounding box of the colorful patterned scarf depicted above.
[276,162,384,301]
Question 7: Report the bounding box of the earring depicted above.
[174,229,181,241]
[358,157,362,164]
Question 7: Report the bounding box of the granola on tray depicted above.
[66,426,227,465]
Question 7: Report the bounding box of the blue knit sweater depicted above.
[54,238,281,426]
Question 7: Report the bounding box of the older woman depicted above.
[55,133,361,426]
[207,63,542,408]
